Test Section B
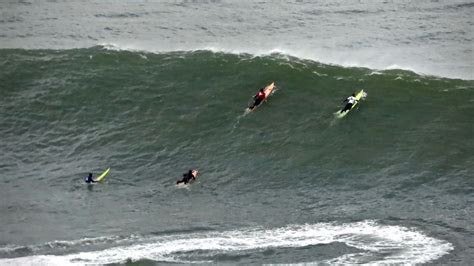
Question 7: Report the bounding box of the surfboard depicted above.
[95,168,110,182]
[246,82,276,112]
[336,89,365,118]
[175,182,192,188]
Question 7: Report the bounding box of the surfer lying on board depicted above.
[84,173,97,183]
[248,88,266,110]
[340,93,357,113]
[176,169,198,185]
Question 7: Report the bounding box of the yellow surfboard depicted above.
[95,168,110,182]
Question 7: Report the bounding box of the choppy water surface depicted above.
[1,1,473,265]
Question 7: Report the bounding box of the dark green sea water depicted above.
[0,47,473,264]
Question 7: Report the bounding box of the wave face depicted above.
[0,0,473,79]
[0,48,473,264]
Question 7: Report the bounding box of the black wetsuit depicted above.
[177,171,195,184]
[84,174,96,183]
[249,92,265,109]
[340,102,353,113]
[340,96,357,113]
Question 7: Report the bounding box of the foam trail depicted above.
[0,221,453,265]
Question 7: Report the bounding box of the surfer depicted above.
[341,93,357,113]
[176,169,198,185]
[84,173,97,183]
[248,88,266,110]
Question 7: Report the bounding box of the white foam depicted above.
[0,235,138,254]
[0,221,453,265]
[385,64,418,74]
[312,71,328,77]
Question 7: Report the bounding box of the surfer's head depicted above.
[88,173,92,177]
[352,93,355,97]
[260,88,264,92]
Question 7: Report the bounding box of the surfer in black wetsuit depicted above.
[84,173,97,183]
[248,88,266,110]
[341,93,357,113]
[176,169,198,185]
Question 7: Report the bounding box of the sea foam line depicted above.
[96,42,472,80]
[0,220,453,265]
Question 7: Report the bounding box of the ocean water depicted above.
[0,1,473,265]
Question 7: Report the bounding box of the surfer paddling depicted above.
[176,169,198,185]
[247,82,275,111]
[248,88,266,110]
[340,93,358,113]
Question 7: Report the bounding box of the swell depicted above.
[2,43,474,81]
[1,47,473,184]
